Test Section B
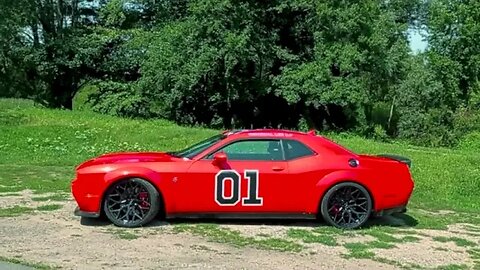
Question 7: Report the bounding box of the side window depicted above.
[283,139,315,160]
[211,140,284,161]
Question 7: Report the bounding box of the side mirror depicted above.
[213,152,227,165]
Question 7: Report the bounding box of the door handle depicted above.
[272,166,285,171]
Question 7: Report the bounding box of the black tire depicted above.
[103,178,160,228]
[320,182,372,229]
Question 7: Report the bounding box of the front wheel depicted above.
[103,178,160,227]
[320,182,372,229]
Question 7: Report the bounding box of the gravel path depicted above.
[0,194,478,269]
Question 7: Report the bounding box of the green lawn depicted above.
[0,98,479,218]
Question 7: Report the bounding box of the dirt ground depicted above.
[0,192,478,270]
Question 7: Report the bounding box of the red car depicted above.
[72,129,414,229]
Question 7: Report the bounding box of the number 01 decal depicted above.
[215,170,263,206]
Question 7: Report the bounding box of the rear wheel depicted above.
[103,178,160,227]
[320,182,372,229]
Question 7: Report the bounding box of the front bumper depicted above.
[74,206,101,218]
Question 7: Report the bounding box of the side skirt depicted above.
[166,212,317,220]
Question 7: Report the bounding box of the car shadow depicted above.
[365,213,418,228]
[80,216,111,226]
[80,212,418,229]
[165,213,418,229]
[165,218,321,228]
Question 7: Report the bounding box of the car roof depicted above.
[220,129,355,156]
[223,129,314,138]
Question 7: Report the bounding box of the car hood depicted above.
[76,152,181,170]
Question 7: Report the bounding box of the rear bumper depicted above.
[374,205,407,217]
[74,206,101,218]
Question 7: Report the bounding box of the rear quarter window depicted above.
[283,139,315,160]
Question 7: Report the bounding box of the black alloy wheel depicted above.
[320,182,372,229]
[103,178,160,227]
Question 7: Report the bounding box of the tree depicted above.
[427,0,480,108]
[0,0,34,98]
[274,0,413,132]
[138,0,287,127]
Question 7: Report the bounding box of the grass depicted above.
[287,228,338,246]
[432,236,477,247]
[36,204,63,211]
[0,165,72,194]
[105,229,140,240]
[31,193,70,202]
[343,242,377,259]
[468,249,480,269]
[465,225,480,232]
[436,264,470,270]
[0,255,57,270]
[0,192,21,197]
[362,228,421,243]
[0,206,34,217]
[174,223,303,252]
[0,204,63,217]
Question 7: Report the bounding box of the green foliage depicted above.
[428,0,480,105]
[88,81,154,118]
[138,1,284,127]
[458,132,480,151]
[2,0,480,147]
[72,83,99,111]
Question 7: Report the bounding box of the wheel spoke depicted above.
[326,185,370,228]
[105,180,153,225]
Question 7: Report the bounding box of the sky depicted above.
[408,29,428,53]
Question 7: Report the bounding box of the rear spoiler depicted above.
[377,154,412,168]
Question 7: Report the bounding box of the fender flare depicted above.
[313,170,375,210]
[101,167,165,212]
[103,167,162,186]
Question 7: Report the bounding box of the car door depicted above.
[280,139,322,212]
[173,139,292,214]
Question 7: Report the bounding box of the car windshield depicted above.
[170,134,225,159]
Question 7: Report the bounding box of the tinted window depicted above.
[173,134,225,159]
[283,140,314,160]
[211,140,283,161]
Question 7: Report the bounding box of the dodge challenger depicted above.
[72,129,414,229]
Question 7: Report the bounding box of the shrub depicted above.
[397,108,457,147]
[87,81,155,118]
[458,132,480,151]
[72,83,99,111]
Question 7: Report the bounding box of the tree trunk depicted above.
[388,96,396,131]
[31,21,40,47]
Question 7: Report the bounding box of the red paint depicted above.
[71,129,414,217]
